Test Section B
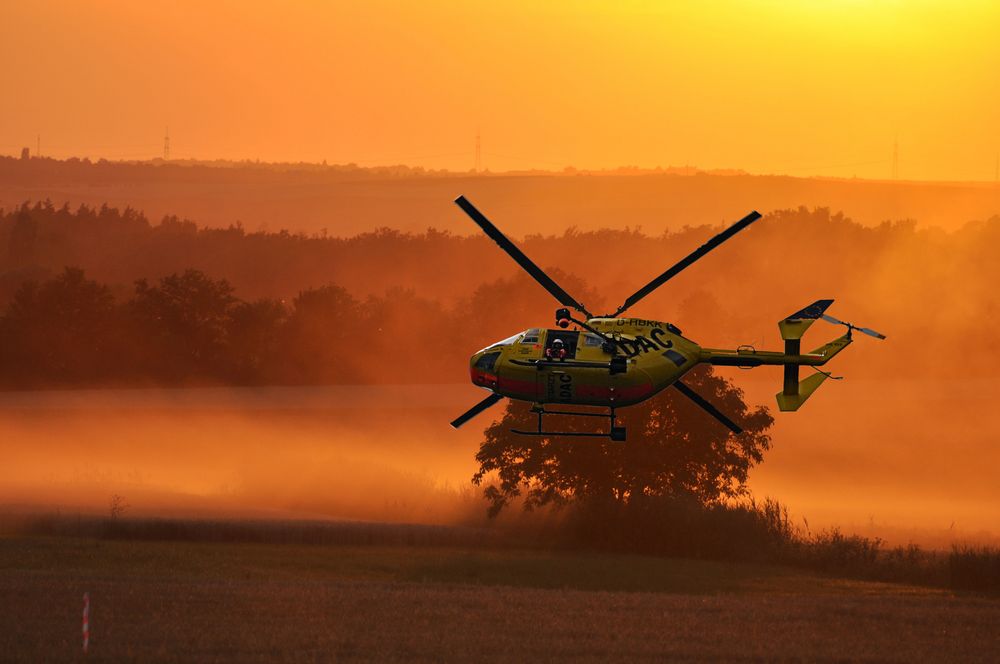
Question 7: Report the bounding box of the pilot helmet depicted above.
[552,339,565,347]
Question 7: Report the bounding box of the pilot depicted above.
[546,338,568,360]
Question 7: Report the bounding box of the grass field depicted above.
[3,524,999,662]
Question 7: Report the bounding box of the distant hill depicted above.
[1,157,997,236]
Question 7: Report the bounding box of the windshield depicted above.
[475,332,524,354]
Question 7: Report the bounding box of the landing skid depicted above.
[511,404,627,442]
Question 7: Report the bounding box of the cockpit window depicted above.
[493,333,522,347]
[474,351,500,372]
[522,328,541,344]
[476,333,523,355]
[583,333,604,347]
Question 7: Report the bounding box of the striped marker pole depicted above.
[82,592,90,654]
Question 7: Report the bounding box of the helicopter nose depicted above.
[470,350,499,389]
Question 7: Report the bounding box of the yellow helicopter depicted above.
[449,196,885,441]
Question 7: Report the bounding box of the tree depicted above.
[127,270,238,380]
[226,298,287,381]
[8,205,37,266]
[0,267,117,385]
[277,284,362,383]
[472,365,773,517]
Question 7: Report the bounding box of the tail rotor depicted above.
[770,299,883,412]
[820,314,886,340]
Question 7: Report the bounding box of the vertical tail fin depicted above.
[776,372,829,412]
[778,299,834,343]
[776,299,836,411]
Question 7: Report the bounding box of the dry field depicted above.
[2,530,998,662]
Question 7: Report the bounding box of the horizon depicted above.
[5,151,1000,187]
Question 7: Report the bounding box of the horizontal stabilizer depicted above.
[807,335,852,362]
[775,372,828,412]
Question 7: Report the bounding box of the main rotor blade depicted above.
[673,380,743,434]
[450,392,505,429]
[611,210,761,317]
[455,196,592,318]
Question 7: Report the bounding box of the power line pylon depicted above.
[164,127,171,161]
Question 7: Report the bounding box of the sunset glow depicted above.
[3,2,1000,659]
[2,1,998,179]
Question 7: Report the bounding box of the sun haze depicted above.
[1,0,998,180]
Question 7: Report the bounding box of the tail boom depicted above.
[698,335,850,369]
[699,333,852,412]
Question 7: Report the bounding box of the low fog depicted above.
[1,380,996,548]
[0,386,483,524]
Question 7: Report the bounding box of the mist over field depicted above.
[0,386,483,523]
[0,380,996,547]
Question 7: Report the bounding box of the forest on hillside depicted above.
[0,200,997,388]
[2,156,998,237]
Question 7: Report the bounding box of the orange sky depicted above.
[2,0,998,180]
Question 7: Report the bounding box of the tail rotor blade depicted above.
[454,196,592,318]
[673,380,743,434]
[450,393,505,429]
[822,314,886,340]
[859,327,887,340]
[611,210,761,318]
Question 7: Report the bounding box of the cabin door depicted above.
[538,329,579,403]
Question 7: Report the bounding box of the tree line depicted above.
[0,266,479,388]
[2,199,1000,384]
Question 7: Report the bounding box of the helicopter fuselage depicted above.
[470,318,701,408]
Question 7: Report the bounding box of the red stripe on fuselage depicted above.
[497,376,542,398]
[471,368,498,389]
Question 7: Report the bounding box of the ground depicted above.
[2,532,998,663]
